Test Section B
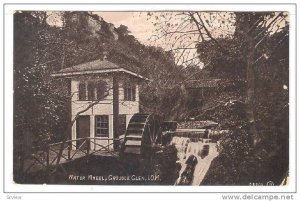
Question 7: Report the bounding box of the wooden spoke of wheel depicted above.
[145,115,160,145]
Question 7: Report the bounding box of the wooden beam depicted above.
[113,76,119,150]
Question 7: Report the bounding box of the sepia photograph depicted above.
[11,9,291,187]
[12,9,291,186]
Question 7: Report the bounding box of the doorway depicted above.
[76,115,90,149]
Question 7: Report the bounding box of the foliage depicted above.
[150,11,289,184]
[196,38,246,79]
[14,11,183,147]
[13,11,186,181]
[14,12,70,149]
[151,144,179,185]
[103,24,186,119]
[198,12,289,185]
[14,11,289,185]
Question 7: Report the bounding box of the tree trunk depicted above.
[56,80,72,165]
[246,38,260,146]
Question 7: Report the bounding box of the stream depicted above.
[171,137,219,185]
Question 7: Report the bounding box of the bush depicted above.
[151,144,179,185]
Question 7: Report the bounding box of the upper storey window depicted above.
[78,80,107,101]
[124,84,136,101]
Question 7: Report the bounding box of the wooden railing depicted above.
[21,137,124,175]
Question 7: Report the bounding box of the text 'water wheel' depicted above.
[121,113,162,158]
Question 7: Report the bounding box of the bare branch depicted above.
[254,12,284,39]
[252,32,288,65]
[196,12,228,54]
[188,12,205,42]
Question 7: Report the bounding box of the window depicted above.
[78,81,107,101]
[95,115,109,137]
[78,83,86,100]
[87,82,96,100]
[124,85,136,101]
[96,81,106,100]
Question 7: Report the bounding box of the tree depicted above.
[150,11,289,146]
[52,11,187,169]
[14,11,70,179]
[150,11,289,184]
[14,11,187,179]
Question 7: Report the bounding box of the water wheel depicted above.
[120,113,162,160]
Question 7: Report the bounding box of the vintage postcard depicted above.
[2,1,298,199]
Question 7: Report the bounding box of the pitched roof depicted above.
[51,59,149,80]
[59,59,119,73]
[184,79,221,88]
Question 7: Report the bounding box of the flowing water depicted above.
[172,136,219,185]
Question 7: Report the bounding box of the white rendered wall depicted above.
[70,77,140,150]
[71,79,139,116]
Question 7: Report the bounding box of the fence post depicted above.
[46,145,50,172]
[86,138,90,156]
[68,141,71,160]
